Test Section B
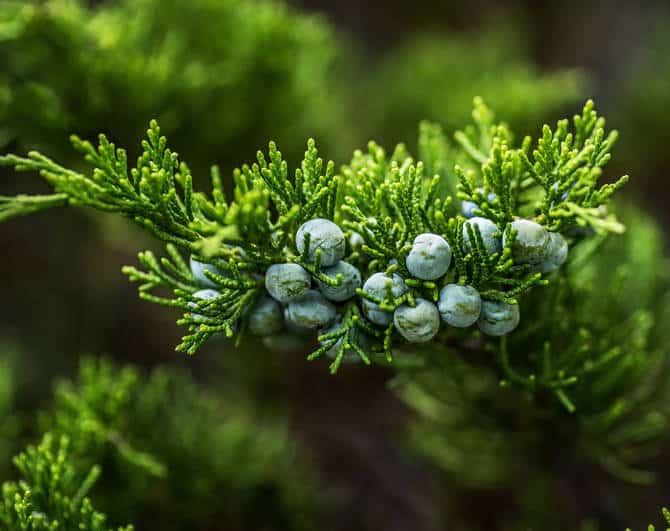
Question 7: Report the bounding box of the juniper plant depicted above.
[0,433,132,531]
[35,358,320,530]
[0,100,627,383]
[4,427,669,531]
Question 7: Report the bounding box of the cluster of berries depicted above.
[189,215,567,358]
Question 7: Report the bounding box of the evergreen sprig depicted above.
[0,434,132,531]
[122,246,261,354]
[38,358,320,530]
[47,360,166,478]
[1,122,204,246]
[0,100,627,380]
[525,100,628,233]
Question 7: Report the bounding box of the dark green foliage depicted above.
[392,343,519,488]
[512,204,670,479]
[36,358,320,530]
[0,0,345,167]
[0,433,132,531]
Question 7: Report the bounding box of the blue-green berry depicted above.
[462,200,479,218]
[462,217,502,255]
[405,233,452,280]
[361,272,408,326]
[503,219,550,265]
[282,308,314,335]
[364,306,392,327]
[188,289,220,320]
[437,284,481,327]
[296,218,345,266]
[461,189,496,218]
[191,289,220,301]
[536,232,568,273]
[247,295,283,336]
[317,261,362,302]
[190,256,225,288]
[285,289,336,329]
[265,263,311,303]
[477,300,520,336]
[393,298,440,343]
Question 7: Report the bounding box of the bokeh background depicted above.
[1,0,670,529]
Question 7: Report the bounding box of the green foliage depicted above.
[394,203,670,500]
[512,203,670,481]
[38,358,319,530]
[0,100,627,378]
[392,343,519,488]
[0,0,344,167]
[360,29,586,147]
[521,100,627,233]
[0,433,132,531]
[1,121,214,245]
[336,100,625,363]
[0,1,598,173]
[1,2,668,529]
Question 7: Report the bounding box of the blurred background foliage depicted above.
[0,0,348,168]
[1,0,670,530]
[38,358,322,530]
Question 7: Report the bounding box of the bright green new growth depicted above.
[0,100,627,380]
[0,434,132,531]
